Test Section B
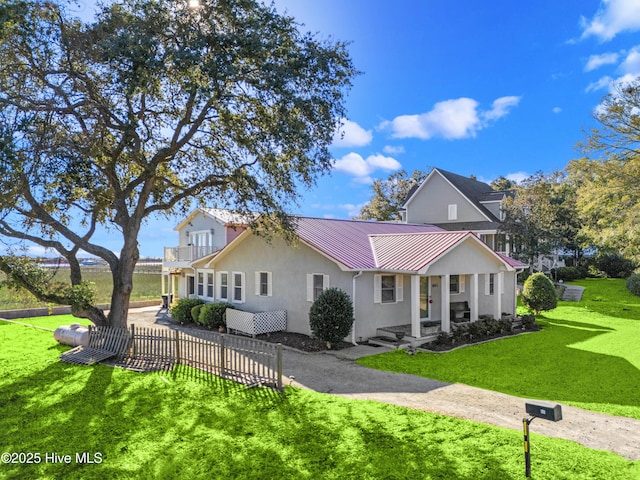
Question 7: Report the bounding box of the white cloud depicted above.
[620,45,640,74]
[380,96,521,140]
[482,96,522,122]
[339,203,365,218]
[332,119,373,147]
[580,0,640,41]
[585,52,619,71]
[383,145,405,155]
[586,75,613,92]
[332,152,401,182]
[552,107,563,114]
[506,172,529,184]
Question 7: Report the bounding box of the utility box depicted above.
[525,402,562,422]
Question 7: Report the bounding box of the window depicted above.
[381,275,396,303]
[206,273,214,298]
[448,204,457,220]
[450,275,465,294]
[218,272,228,301]
[197,272,204,296]
[307,274,329,302]
[485,273,495,296]
[255,271,272,297]
[233,272,245,303]
[374,274,403,304]
[495,234,506,253]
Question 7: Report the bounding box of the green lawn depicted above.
[359,278,640,420]
[0,316,637,479]
[0,266,161,310]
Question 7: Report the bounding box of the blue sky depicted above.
[58,1,640,256]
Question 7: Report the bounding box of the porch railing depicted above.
[164,245,218,262]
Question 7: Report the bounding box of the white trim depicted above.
[217,271,229,301]
[307,273,329,302]
[374,274,403,304]
[255,271,272,297]
[232,271,245,304]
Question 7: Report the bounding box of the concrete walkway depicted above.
[128,306,640,461]
[561,285,585,302]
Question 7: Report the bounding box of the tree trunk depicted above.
[106,238,139,329]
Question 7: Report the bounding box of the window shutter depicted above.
[396,275,404,302]
[216,271,221,300]
[485,274,491,296]
[459,275,466,293]
[373,274,381,304]
[306,274,313,302]
[323,274,330,290]
[240,272,246,303]
[255,272,261,296]
[267,272,273,297]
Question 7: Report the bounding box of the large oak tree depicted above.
[0,0,356,327]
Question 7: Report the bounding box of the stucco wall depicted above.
[177,212,227,249]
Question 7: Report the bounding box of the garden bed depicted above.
[419,316,540,352]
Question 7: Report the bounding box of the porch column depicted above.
[441,274,451,333]
[493,272,503,320]
[410,275,421,338]
[470,273,479,321]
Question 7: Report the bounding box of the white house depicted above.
[162,211,526,345]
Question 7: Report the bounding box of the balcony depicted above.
[163,245,219,266]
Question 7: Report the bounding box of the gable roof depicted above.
[402,168,509,223]
[174,207,258,231]
[203,215,523,273]
[294,217,444,270]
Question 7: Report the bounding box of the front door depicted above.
[420,276,430,319]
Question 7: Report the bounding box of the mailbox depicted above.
[525,402,562,422]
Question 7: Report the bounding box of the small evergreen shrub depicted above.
[170,297,206,323]
[309,288,354,349]
[521,314,538,329]
[595,253,636,279]
[199,302,234,329]
[191,305,204,324]
[626,274,640,297]
[521,272,558,316]
[554,266,584,282]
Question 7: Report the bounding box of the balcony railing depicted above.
[164,245,219,263]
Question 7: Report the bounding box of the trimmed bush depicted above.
[595,253,636,279]
[521,272,558,316]
[309,288,354,349]
[170,297,206,323]
[199,302,234,329]
[626,273,640,296]
[554,266,585,282]
[191,305,204,324]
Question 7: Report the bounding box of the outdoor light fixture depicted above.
[523,402,563,477]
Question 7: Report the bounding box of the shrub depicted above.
[521,314,537,329]
[595,253,636,279]
[170,297,206,323]
[521,272,558,316]
[191,305,204,324]
[199,302,234,329]
[554,266,585,282]
[626,273,640,296]
[309,288,354,349]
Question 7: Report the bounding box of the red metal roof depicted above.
[369,231,470,272]
[294,217,443,270]
[294,217,524,272]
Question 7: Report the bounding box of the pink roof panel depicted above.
[293,217,444,270]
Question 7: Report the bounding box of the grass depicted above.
[0,316,637,479]
[359,278,640,420]
[0,265,161,310]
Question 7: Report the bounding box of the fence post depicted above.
[220,334,226,379]
[130,324,136,358]
[174,329,181,365]
[276,343,283,391]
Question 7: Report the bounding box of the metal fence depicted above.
[97,325,283,390]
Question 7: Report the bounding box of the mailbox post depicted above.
[523,402,562,477]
